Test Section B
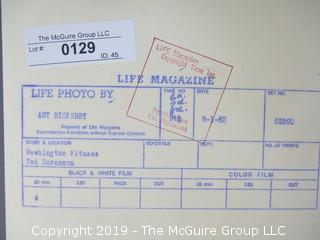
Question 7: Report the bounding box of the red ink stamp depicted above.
[126,37,233,141]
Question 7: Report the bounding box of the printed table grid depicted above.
[21,85,320,210]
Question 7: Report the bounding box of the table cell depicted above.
[182,189,226,208]
[272,180,317,190]
[195,89,264,140]
[228,180,270,190]
[24,187,60,207]
[227,190,270,208]
[160,88,194,139]
[62,188,99,207]
[144,140,197,168]
[23,140,144,168]
[264,142,318,169]
[62,178,99,188]
[23,87,160,139]
[265,91,320,141]
[101,178,140,188]
[24,177,60,187]
[199,141,262,168]
[183,179,226,189]
[141,189,180,208]
[100,189,140,208]
[271,190,317,209]
[23,167,177,179]
[183,169,317,180]
[141,178,180,189]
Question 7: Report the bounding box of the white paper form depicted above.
[2,0,320,239]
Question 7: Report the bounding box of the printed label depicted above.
[25,20,136,67]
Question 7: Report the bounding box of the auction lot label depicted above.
[25,20,136,67]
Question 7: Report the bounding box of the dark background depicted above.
[0,0,7,239]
